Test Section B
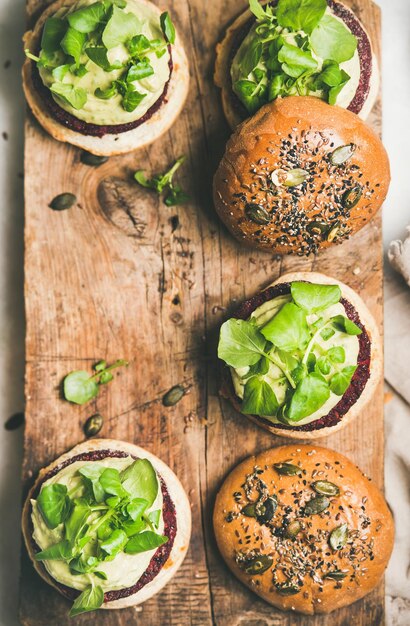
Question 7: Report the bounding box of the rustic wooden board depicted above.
[21,0,384,624]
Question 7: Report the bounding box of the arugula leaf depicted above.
[290,282,341,313]
[127,60,154,81]
[160,12,175,44]
[85,46,123,71]
[100,529,128,558]
[287,373,330,421]
[99,468,128,498]
[35,539,73,561]
[241,377,278,416]
[121,459,158,506]
[218,318,266,368]
[261,303,310,352]
[331,315,362,336]
[310,14,357,63]
[102,5,140,49]
[37,484,71,529]
[125,531,168,554]
[67,2,107,33]
[69,584,104,617]
[327,346,345,363]
[276,0,327,34]
[330,365,357,395]
[41,17,67,53]
[122,86,146,112]
[61,27,86,66]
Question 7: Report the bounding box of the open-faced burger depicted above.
[23,0,189,155]
[218,272,381,439]
[213,444,394,614]
[213,96,390,255]
[22,439,191,616]
[215,0,379,129]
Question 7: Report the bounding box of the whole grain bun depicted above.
[220,271,382,440]
[22,0,189,156]
[214,0,379,129]
[22,438,191,610]
[213,444,394,615]
[213,96,390,255]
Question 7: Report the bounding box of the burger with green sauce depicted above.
[218,272,381,439]
[23,0,189,154]
[215,0,379,129]
[22,439,191,616]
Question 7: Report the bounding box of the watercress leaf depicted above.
[238,37,263,77]
[233,79,265,114]
[327,346,345,363]
[275,349,299,372]
[127,60,154,81]
[51,82,88,110]
[37,484,71,529]
[147,509,161,528]
[261,303,310,352]
[52,64,71,81]
[134,170,153,188]
[268,74,286,100]
[278,42,318,72]
[249,0,268,20]
[128,33,151,56]
[218,318,266,368]
[241,377,278,416]
[69,584,104,617]
[127,497,149,521]
[287,373,330,421]
[291,281,341,312]
[328,69,350,104]
[69,555,99,574]
[120,459,158,506]
[99,468,128,497]
[243,355,270,379]
[320,327,335,341]
[65,499,91,544]
[122,87,146,112]
[291,363,308,385]
[63,370,99,404]
[330,365,357,395]
[160,12,175,44]
[94,570,108,580]
[85,46,123,70]
[61,27,86,66]
[310,14,357,63]
[99,370,114,384]
[67,2,107,33]
[102,5,140,49]
[123,517,147,537]
[317,356,331,375]
[276,0,327,34]
[100,528,128,557]
[331,315,362,335]
[95,83,118,99]
[307,352,317,372]
[79,465,106,503]
[164,184,190,206]
[41,17,67,53]
[318,60,343,86]
[124,531,168,554]
[97,519,114,541]
[35,539,73,561]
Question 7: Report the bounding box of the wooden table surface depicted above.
[21,0,384,624]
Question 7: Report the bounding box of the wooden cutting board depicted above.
[20,0,384,624]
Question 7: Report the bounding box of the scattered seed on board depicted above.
[4,412,25,431]
[162,385,185,407]
[84,413,103,437]
[80,151,109,167]
[49,193,77,211]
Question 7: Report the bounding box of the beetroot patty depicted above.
[222,282,371,432]
[32,47,173,138]
[30,449,177,603]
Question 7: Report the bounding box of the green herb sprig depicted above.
[134,156,190,206]
[63,359,128,405]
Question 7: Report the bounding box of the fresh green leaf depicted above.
[123,517,147,537]
[41,17,67,53]
[276,0,327,34]
[63,370,99,404]
[99,370,114,384]
[35,539,73,561]
[69,555,99,574]
[128,33,151,56]
[310,14,357,63]
[120,459,158,506]
[134,170,151,188]
[306,352,317,372]
[69,584,104,617]
[268,74,286,100]
[127,498,149,521]
[218,318,266,368]
[331,315,362,336]
[316,356,331,375]
[160,12,175,44]
[278,43,318,72]
[233,78,266,114]
[102,5,140,49]
[290,282,341,312]
[249,0,268,21]
[61,27,86,66]
[122,86,146,112]
[127,60,154,81]
[320,327,335,341]
[67,2,107,33]
[237,38,263,77]
[243,355,270,379]
[241,377,278,416]
[318,61,343,87]
[164,185,190,206]
[37,484,71,529]
[52,64,71,81]
[261,303,310,352]
[328,69,350,104]
[94,570,108,580]
[65,499,91,544]
[50,81,87,110]
[85,46,123,70]
[147,509,161,528]
[327,346,345,363]
[95,83,118,99]
[78,465,105,503]
[287,373,330,421]
[330,365,357,395]
[71,62,88,77]
[100,529,128,557]
[291,363,308,385]
[125,531,168,554]
[99,468,128,498]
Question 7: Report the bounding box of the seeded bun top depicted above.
[213,96,390,255]
[213,444,394,615]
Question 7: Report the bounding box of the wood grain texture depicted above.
[21,0,384,625]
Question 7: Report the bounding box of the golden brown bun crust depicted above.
[22,0,189,156]
[221,271,382,440]
[213,96,390,254]
[213,444,394,615]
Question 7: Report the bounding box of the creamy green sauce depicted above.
[231,7,360,109]
[231,294,360,426]
[38,0,170,124]
[31,456,164,592]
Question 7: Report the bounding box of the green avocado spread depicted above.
[31,455,167,616]
[218,281,362,427]
[27,0,175,125]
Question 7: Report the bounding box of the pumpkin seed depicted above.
[4,412,24,431]
[283,168,309,187]
[304,495,330,516]
[324,570,347,581]
[275,582,300,596]
[162,385,185,407]
[242,502,257,517]
[329,143,356,165]
[285,519,302,539]
[307,221,329,236]
[80,151,109,167]
[49,193,77,211]
[312,480,340,496]
[256,496,278,523]
[244,554,273,575]
[329,523,348,550]
[327,222,341,242]
[84,413,103,437]
[273,462,302,476]
[342,185,362,209]
[245,203,271,225]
